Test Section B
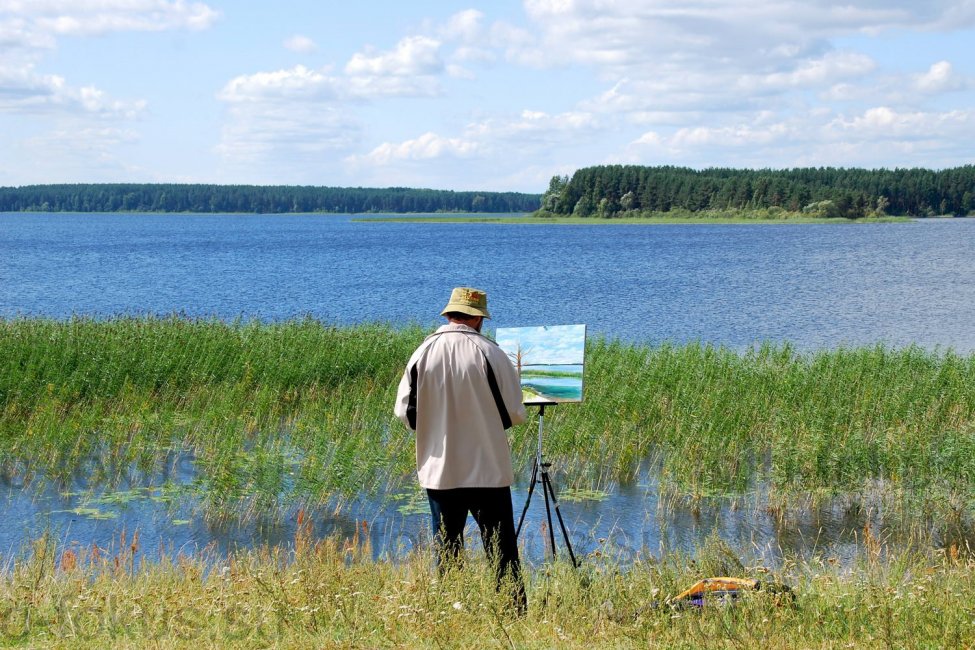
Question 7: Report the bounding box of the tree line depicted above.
[540,165,975,218]
[0,184,541,214]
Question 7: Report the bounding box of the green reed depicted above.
[0,316,422,512]
[546,339,975,502]
[2,318,974,517]
[1,528,973,648]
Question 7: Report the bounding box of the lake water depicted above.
[2,212,974,566]
[2,212,974,351]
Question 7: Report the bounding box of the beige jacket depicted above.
[394,323,527,489]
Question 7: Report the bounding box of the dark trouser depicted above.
[426,486,527,612]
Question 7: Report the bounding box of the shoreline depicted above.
[356,215,916,225]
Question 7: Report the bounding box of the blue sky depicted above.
[2,1,974,193]
[497,324,587,366]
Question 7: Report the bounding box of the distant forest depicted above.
[540,165,975,218]
[0,184,541,214]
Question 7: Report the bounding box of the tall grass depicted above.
[0,527,972,648]
[2,318,973,517]
[563,340,975,503]
[0,317,422,512]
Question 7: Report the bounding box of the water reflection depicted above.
[1,453,970,567]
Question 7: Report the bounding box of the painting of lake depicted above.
[496,324,586,403]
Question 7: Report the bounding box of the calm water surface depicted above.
[2,213,974,564]
[2,212,974,350]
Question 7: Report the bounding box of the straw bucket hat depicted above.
[441,287,491,319]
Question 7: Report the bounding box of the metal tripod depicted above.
[515,403,578,567]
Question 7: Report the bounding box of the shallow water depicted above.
[3,453,970,568]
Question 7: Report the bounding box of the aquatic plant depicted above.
[1,318,973,519]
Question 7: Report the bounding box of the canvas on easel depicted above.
[495,324,586,404]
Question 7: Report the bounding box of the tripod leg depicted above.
[515,458,538,538]
[540,467,558,559]
[543,474,579,568]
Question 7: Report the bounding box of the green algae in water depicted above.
[557,488,610,503]
[391,491,431,516]
[53,506,119,520]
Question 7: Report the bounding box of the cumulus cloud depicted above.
[217,30,456,169]
[216,103,359,163]
[215,66,361,169]
[0,0,220,182]
[516,1,972,104]
[346,35,443,77]
[497,0,975,175]
[522,0,975,63]
[742,51,877,92]
[218,65,340,103]
[1,1,217,119]
[827,106,961,138]
[23,125,139,152]
[348,132,478,166]
[0,15,56,51]
[441,9,484,42]
[0,65,146,117]
[913,61,968,93]
[283,34,317,54]
[626,104,975,170]
[12,125,144,181]
[467,109,600,144]
[17,0,219,36]
[342,106,604,180]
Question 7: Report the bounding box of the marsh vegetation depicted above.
[2,317,973,522]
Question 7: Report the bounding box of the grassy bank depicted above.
[359,208,912,224]
[1,530,972,648]
[2,318,974,517]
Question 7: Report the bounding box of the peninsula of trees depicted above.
[0,184,541,214]
[540,165,975,219]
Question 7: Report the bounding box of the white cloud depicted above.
[12,1,219,36]
[24,125,139,151]
[216,102,360,164]
[467,109,600,143]
[625,104,975,170]
[826,106,975,139]
[14,125,143,181]
[218,65,340,103]
[446,63,475,79]
[345,35,443,77]
[215,66,361,169]
[0,15,55,50]
[914,60,967,93]
[817,61,970,106]
[283,34,317,54]
[339,35,447,98]
[0,1,217,120]
[348,132,478,166]
[507,0,975,176]
[515,0,975,95]
[344,74,441,99]
[670,123,792,148]
[742,51,877,91]
[441,9,484,42]
[0,64,146,117]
